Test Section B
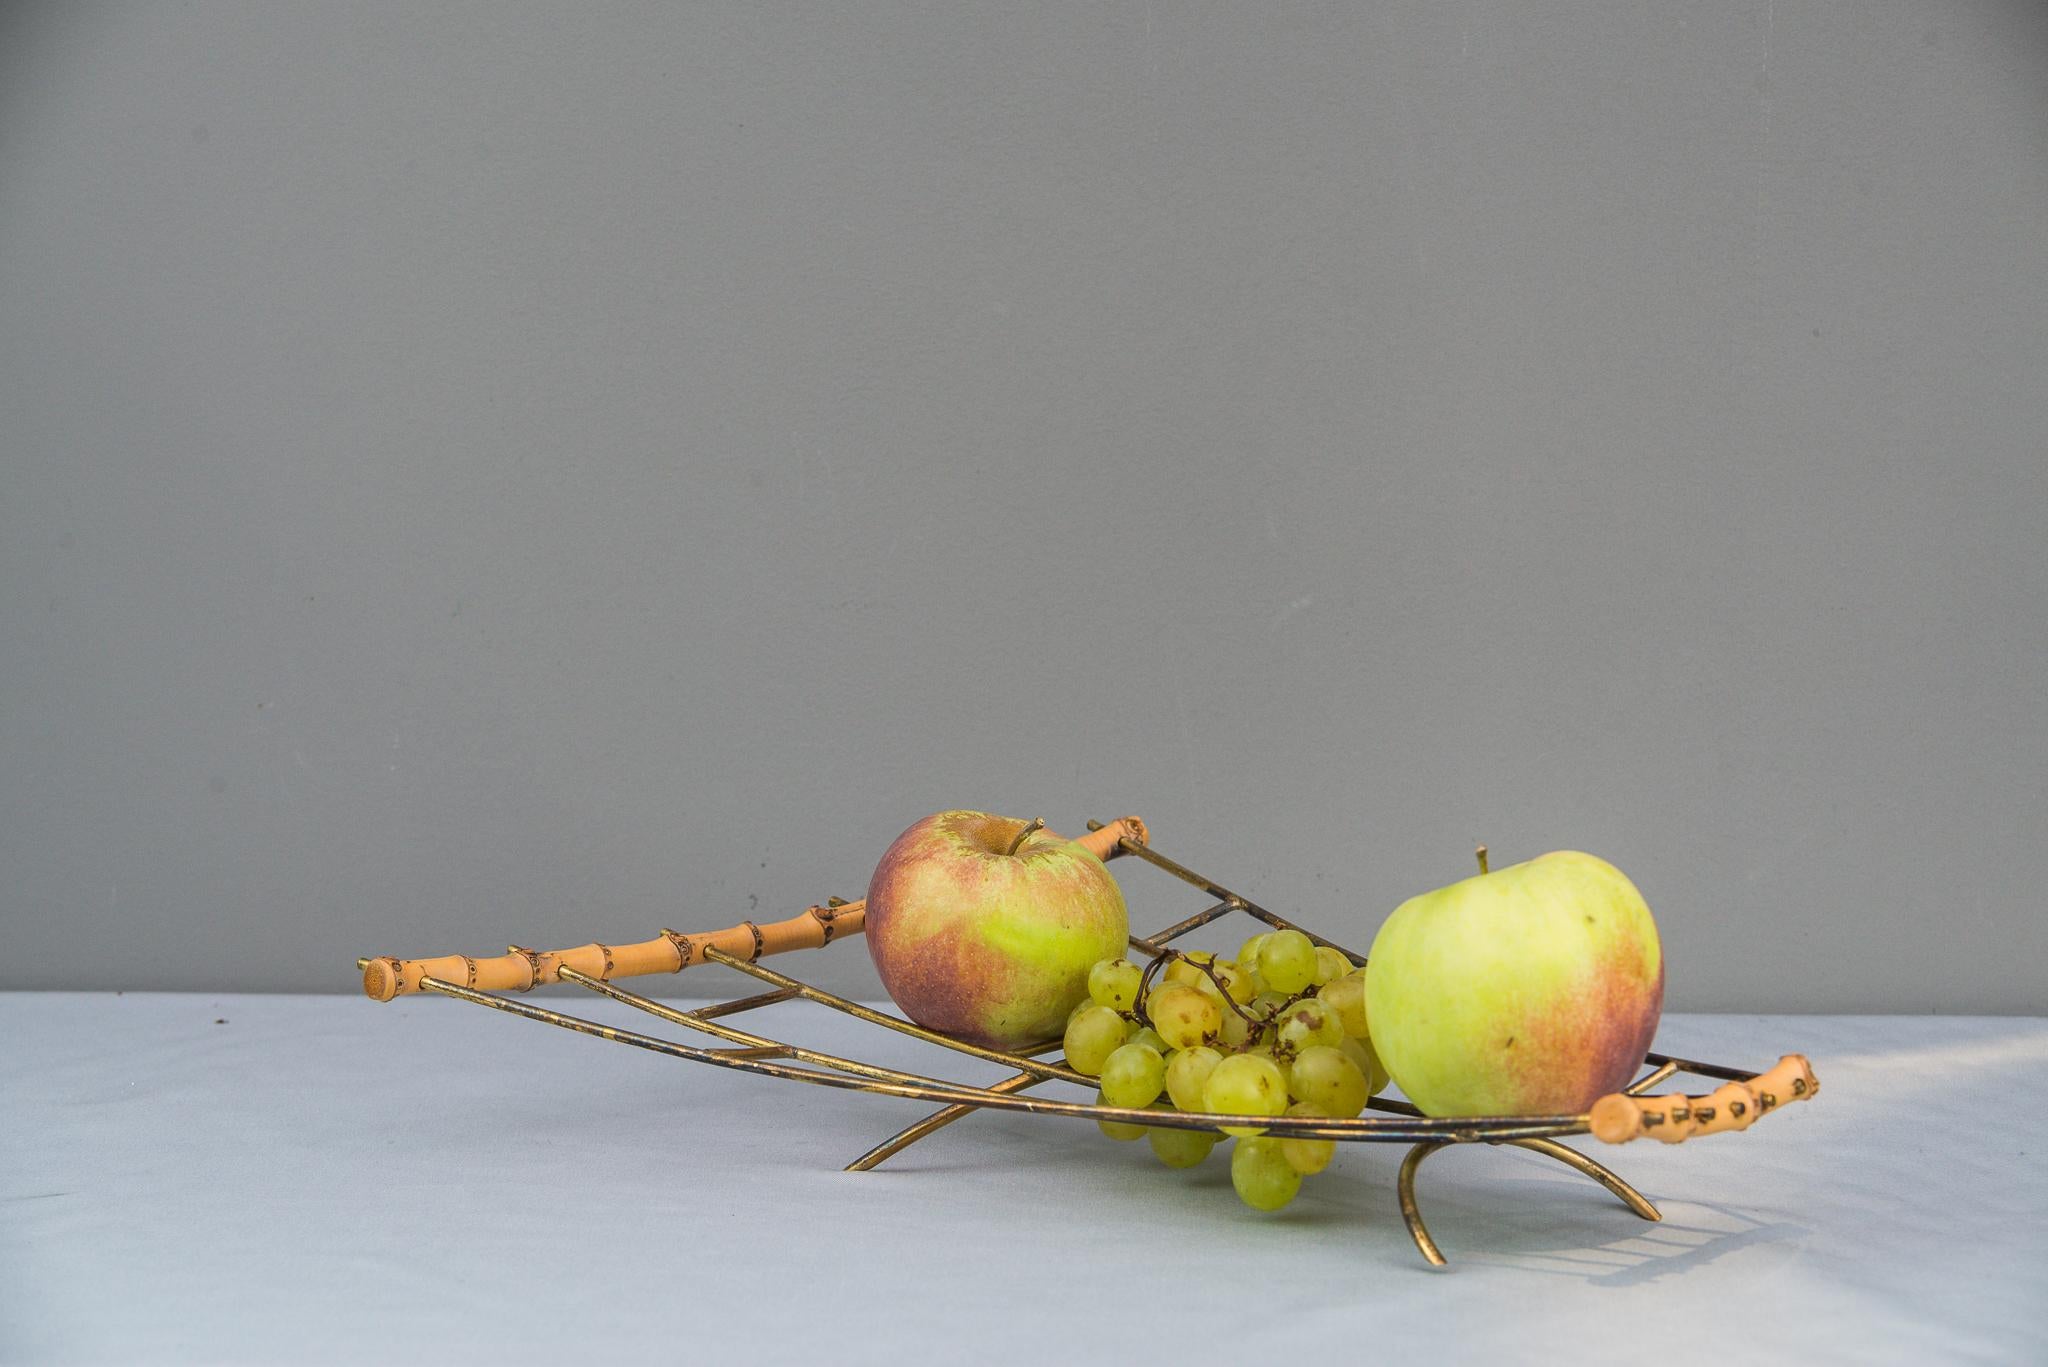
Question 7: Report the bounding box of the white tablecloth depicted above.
[5,992,2044,1364]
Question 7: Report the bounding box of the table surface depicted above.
[5,991,2044,1365]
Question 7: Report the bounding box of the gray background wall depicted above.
[2,2,2043,1011]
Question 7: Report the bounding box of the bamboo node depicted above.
[507,946,544,992]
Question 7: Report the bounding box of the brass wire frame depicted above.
[368,819,1785,1267]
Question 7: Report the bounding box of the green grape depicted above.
[1313,946,1354,985]
[1165,1045,1223,1112]
[1215,1009,1256,1049]
[1273,1016,1313,1056]
[1163,951,1214,988]
[1256,930,1318,995]
[1275,1000,1344,1054]
[1094,1089,1147,1140]
[1230,1137,1302,1211]
[1337,1033,1390,1096]
[1202,1053,1288,1137]
[1067,995,1097,1024]
[1289,1045,1370,1116]
[1128,1026,1171,1056]
[1236,933,1269,969]
[1064,1005,1127,1076]
[1100,1042,1167,1108]
[1316,974,1370,1038]
[1249,990,1291,1022]
[1147,1126,1218,1169]
[1147,983,1222,1050]
[1088,958,1143,1012]
[1279,1103,1335,1175]
[1306,999,1345,1045]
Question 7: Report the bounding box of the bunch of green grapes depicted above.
[1063,930,1391,1212]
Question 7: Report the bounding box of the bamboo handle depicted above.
[359,815,1148,1001]
[1588,1054,1819,1145]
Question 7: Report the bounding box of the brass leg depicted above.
[1399,1135,1657,1269]
[1397,1141,1452,1268]
[1510,1137,1661,1222]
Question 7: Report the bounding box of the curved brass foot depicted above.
[1511,1137,1660,1222]
[1397,1141,1452,1267]
[1397,1136,1657,1267]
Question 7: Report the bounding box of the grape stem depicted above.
[1131,952,1171,1027]
[1187,952,1265,1029]
[1137,948,1267,1033]
[1131,949,1320,1053]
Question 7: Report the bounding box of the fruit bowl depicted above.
[358,817,1819,1267]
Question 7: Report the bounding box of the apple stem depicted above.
[1476,844,1489,875]
[1004,818,1046,857]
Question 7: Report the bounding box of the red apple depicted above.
[865,811,1130,1049]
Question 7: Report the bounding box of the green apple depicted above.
[865,811,1129,1049]
[1364,851,1663,1116]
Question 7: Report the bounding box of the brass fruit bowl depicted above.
[358,817,1818,1266]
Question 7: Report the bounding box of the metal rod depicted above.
[688,988,799,1020]
[416,976,1588,1141]
[1626,1061,1681,1095]
[1085,819,1369,962]
[557,968,1001,1099]
[1128,900,1239,957]
[1643,1051,1764,1084]
[697,949,1093,1086]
